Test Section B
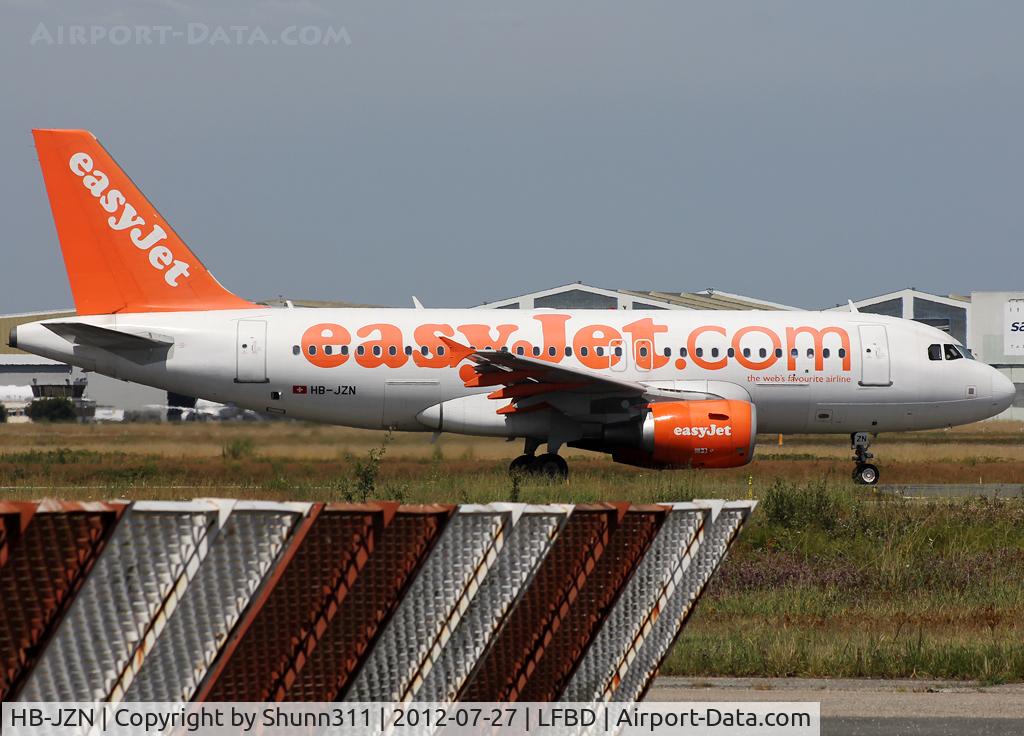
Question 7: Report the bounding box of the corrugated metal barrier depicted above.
[2,499,754,703]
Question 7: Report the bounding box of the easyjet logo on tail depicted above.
[68,152,191,287]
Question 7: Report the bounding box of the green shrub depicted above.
[26,397,76,422]
[760,478,839,531]
[350,431,391,500]
[222,437,256,460]
[0,402,7,423]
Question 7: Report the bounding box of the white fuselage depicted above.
[13,307,1014,439]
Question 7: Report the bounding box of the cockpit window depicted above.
[944,344,963,361]
[927,344,942,361]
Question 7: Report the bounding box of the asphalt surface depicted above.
[879,483,1024,498]
[649,677,1024,736]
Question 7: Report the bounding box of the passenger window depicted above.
[695,347,704,358]
[823,348,830,358]
[614,346,623,357]
[595,346,604,356]
[838,348,847,359]
[548,346,557,357]
[663,347,672,357]
[292,345,300,356]
[806,348,814,358]
[388,346,397,356]
[404,345,412,355]
[944,344,963,361]
[516,346,525,356]
[324,345,333,355]
[533,347,541,357]
[680,347,687,357]
[727,348,735,358]
[580,346,589,357]
[742,348,751,358]
[373,346,382,357]
[790,348,798,357]
[356,346,365,356]
[308,345,317,356]
[928,344,942,361]
[421,346,429,356]
[775,348,783,358]
[437,346,446,356]
[639,346,649,358]
[341,346,349,356]
[564,347,572,357]
[759,348,767,359]
[710,347,719,358]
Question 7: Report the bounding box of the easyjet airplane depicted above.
[10,130,1016,484]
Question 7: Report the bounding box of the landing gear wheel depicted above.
[532,453,569,481]
[850,432,879,487]
[509,455,534,476]
[853,463,879,486]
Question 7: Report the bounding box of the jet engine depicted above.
[605,399,756,469]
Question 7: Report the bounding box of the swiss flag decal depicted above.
[292,385,308,394]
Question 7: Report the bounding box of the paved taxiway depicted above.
[880,483,1024,498]
[649,677,1024,736]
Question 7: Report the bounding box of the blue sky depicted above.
[3,1,1023,311]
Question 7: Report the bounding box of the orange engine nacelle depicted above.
[613,399,756,469]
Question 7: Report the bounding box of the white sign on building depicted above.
[1006,300,1024,357]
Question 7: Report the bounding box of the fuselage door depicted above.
[383,380,441,430]
[609,338,627,372]
[236,319,268,383]
[634,338,653,372]
[858,325,892,387]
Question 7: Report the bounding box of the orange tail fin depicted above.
[32,129,256,315]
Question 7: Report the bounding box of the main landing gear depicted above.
[509,439,569,481]
[851,432,880,486]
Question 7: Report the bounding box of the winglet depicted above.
[439,336,476,364]
[412,296,425,309]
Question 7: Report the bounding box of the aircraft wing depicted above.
[441,336,650,418]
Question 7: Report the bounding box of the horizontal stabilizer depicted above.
[45,322,174,351]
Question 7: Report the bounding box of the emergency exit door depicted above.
[858,325,892,387]
[236,320,268,383]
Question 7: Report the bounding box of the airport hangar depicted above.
[1,285,1021,421]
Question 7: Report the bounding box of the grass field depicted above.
[1,420,1023,683]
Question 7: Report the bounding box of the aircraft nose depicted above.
[992,369,1016,412]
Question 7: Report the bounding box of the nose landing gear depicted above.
[851,432,879,485]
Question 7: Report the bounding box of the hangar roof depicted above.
[478,282,796,311]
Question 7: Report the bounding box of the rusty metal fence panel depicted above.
[198,504,383,702]
[563,503,707,701]
[289,506,453,701]
[458,504,622,702]
[413,504,570,703]
[4,499,751,704]
[0,502,37,569]
[516,506,666,702]
[0,502,124,702]
[615,500,756,702]
[17,502,216,703]
[123,502,308,703]
[344,505,511,703]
